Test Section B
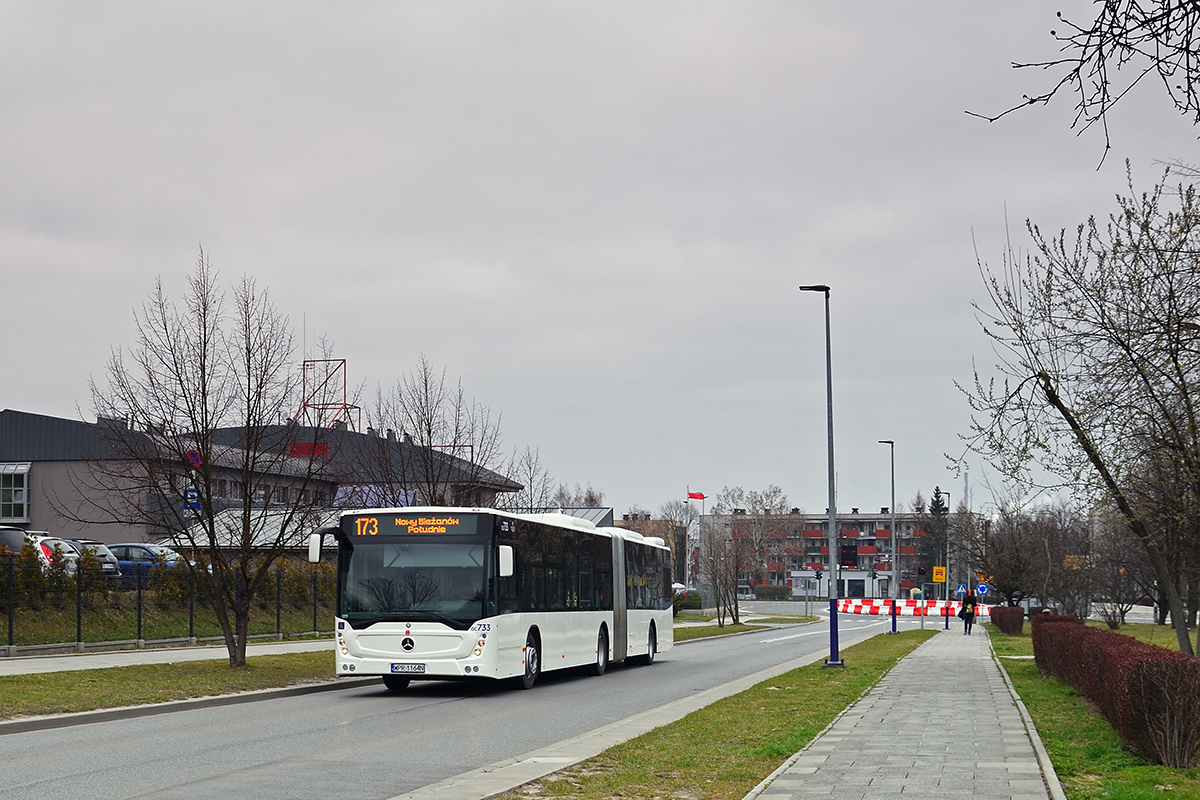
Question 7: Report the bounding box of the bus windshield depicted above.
[340,540,489,627]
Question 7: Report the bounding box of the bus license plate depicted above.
[391,663,425,674]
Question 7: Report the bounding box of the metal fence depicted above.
[2,556,336,657]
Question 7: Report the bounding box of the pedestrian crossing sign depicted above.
[956,584,967,594]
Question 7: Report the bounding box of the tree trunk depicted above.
[1038,374,1193,654]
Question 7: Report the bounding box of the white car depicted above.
[30,535,80,576]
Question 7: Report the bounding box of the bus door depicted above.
[611,535,627,663]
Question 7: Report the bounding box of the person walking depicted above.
[960,591,978,635]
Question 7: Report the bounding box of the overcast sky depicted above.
[4,2,1197,517]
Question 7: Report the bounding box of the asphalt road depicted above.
[0,615,920,800]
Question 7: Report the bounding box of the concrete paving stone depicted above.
[792,755,829,765]
[1008,779,1048,790]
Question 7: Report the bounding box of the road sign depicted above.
[185,450,201,469]
[956,584,967,594]
[976,583,990,596]
[932,566,946,583]
[183,488,200,511]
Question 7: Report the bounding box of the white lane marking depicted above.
[760,619,887,642]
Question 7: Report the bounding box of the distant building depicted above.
[0,408,521,545]
[697,507,934,599]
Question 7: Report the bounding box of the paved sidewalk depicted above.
[745,628,1061,800]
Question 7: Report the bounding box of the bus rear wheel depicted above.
[520,631,540,689]
[593,627,609,676]
[382,676,410,692]
[641,625,657,666]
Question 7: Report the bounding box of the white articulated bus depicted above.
[308,507,673,690]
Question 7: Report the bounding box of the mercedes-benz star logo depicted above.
[401,637,415,652]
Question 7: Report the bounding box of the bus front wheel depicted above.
[520,631,541,689]
[593,627,609,676]
[382,676,410,692]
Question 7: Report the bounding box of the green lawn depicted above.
[0,650,337,720]
[497,630,937,800]
[987,622,1200,799]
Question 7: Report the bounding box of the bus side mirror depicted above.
[498,545,514,578]
[308,533,322,564]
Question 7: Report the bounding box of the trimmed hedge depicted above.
[1031,615,1200,767]
[989,605,1024,636]
[753,584,794,601]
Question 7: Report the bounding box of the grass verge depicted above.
[499,629,937,800]
[0,650,336,720]
[674,623,767,641]
[987,622,1200,800]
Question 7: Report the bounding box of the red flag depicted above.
[687,491,705,500]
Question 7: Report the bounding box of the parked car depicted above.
[29,535,80,576]
[0,526,28,557]
[107,543,188,588]
[63,539,123,583]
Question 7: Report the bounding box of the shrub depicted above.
[76,548,110,608]
[148,560,193,607]
[44,543,72,608]
[989,605,1024,636]
[672,591,702,615]
[278,557,335,609]
[753,584,793,601]
[1031,614,1200,767]
[14,543,45,607]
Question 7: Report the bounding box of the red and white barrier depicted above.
[836,598,991,616]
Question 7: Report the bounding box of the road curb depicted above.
[0,676,378,736]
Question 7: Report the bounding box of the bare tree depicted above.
[978,505,1037,608]
[980,3,1200,157]
[964,174,1200,654]
[698,516,746,627]
[551,483,605,508]
[82,252,337,667]
[658,499,699,585]
[496,446,555,513]
[710,485,790,586]
[1092,507,1153,628]
[363,356,508,507]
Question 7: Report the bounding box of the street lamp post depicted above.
[939,488,950,630]
[799,284,844,667]
[879,440,898,634]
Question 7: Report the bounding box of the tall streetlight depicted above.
[799,284,844,667]
[878,440,898,634]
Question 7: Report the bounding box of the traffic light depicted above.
[814,570,822,581]
[869,569,877,579]
[918,566,926,575]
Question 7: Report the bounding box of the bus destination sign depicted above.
[349,513,476,537]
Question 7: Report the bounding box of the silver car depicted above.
[64,539,123,583]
